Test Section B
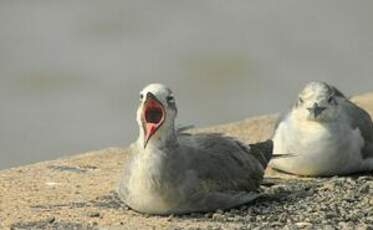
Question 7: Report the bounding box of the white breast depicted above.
[126,149,173,214]
[272,117,365,176]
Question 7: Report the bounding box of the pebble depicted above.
[86,211,101,218]
[295,222,312,227]
[46,216,56,224]
[356,224,373,230]
[212,213,226,221]
[9,159,373,229]
[167,214,174,222]
[204,213,213,218]
[359,183,371,194]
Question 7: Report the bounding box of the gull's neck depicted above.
[137,122,178,151]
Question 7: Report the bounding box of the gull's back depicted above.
[177,132,268,192]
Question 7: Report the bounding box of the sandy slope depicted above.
[1,93,373,230]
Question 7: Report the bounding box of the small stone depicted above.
[212,213,226,221]
[231,215,244,222]
[189,213,202,218]
[167,214,174,222]
[46,216,56,223]
[359,183,371,194]
[204,213,213,218]
[188,227,203,230]
[356,224,373,230]
[215,209,224,214]
[87,211,100,218]
[323,225,335,230]
[345,178,356,185]
[358,176,370,182]
[343,193,356,202]
[239,205,248,211]
[325,213,336,219]
[278,213,287,223]
[295,222,312,227]
[282,226,298,230]
[270,221,282,227]
[206,226,222,230]
[166,226,181,230]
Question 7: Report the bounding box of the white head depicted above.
[292,81,345,122]
[136,83,178,148]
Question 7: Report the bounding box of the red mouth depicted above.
[142,94,165,147]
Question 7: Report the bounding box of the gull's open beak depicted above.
[307,103,326,118]
[142,92,165,148]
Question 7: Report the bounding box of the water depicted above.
[1,0,373,169]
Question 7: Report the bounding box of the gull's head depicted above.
[293,81,344,122]
[137,83,177,148]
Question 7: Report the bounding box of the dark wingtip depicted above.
[249,140,298,168]
[249,139,273,168]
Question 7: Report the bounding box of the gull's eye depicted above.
[328,96,335,105]
[139,94,144,101]
[166,95,175,103]
[296,97,304,107]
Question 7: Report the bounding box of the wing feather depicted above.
[342,99,373,159]
[178,133,267,192]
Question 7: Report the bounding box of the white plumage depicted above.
[271,82,373,176]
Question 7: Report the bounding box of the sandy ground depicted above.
[1,93,373,230]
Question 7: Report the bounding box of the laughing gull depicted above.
[271,81,373,176]
[118,83,273,215]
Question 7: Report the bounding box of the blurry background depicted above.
[1,0,373,169]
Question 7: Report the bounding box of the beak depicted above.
[307,103,326,118]
[142,92,165,148]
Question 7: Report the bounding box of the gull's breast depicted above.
[126,153,176,214]
[272,120,365,176]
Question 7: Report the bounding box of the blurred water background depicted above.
[1,0,373,169]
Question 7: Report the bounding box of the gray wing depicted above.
[331,86,346,98]
[343,99,373,159]
[178,133,267,192]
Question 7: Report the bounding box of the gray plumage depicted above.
[118,84,269,215]
[342,99,373,159]
[271,81,373,176]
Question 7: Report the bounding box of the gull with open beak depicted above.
[118,83,272,215]
[271,81,373,176]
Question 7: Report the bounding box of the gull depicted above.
[118,83,274,215]
[271,81,373,176]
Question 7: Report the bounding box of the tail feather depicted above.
[249,140,296,168]
[249,140,273,168]
[272,153,297,159]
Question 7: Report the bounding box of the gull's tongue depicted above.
[146,123,158,138]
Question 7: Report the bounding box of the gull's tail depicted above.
[249,140,296,168]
